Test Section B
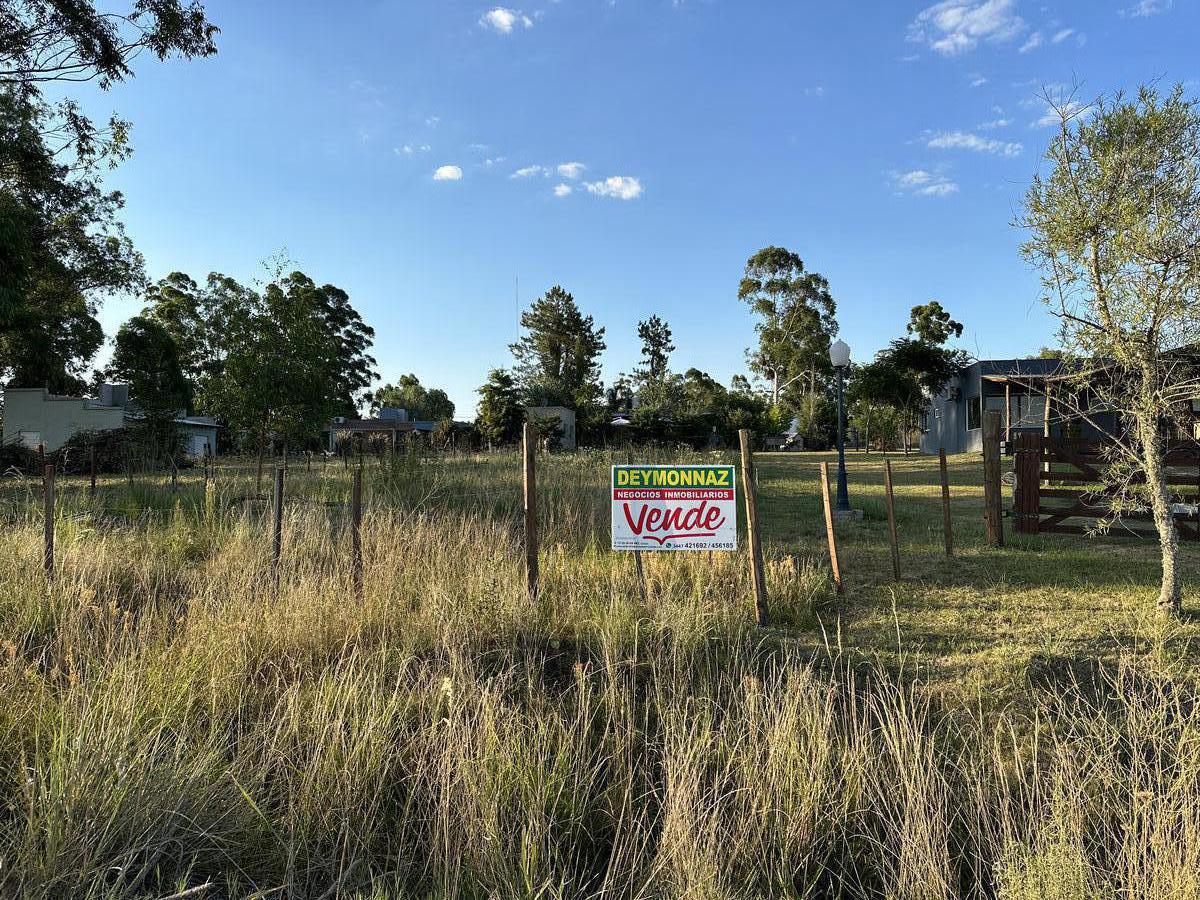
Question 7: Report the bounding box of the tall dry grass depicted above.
[0,452,1196,898]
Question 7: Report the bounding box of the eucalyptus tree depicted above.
[0,1,217,390]
[738,246,838,423]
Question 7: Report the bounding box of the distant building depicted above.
[324,406,437,452]
[527,406,577,450]
[1,385,219,457]
[2,387,125,452]
[919,359,1120,455]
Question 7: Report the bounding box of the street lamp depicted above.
[829,339,851,512]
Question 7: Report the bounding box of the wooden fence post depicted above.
[884,459,901,581]
[982,410,1004,548]
[272,466,284,573]
[351,466,363,600]
[43,463,55,581]
[738,429,769,627]
[819,461,843,594]
[523,423,539,599]
[938,448,953,556]
[1014,432,1042,534]
[89,445,97,498]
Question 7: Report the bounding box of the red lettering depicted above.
[622,501,726,544]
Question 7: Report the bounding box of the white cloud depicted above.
[804,85,826,98]
[397,143,431,156]
[511,165,545,179]
[1121,0,1172,17]
[585,176,643,200]
[978,117,1012,129]
[480,7,533,33]
[927,130,1023,156]
[969,73,988,87]
[1051,27,1075,43]
[908,0,1026,55]
[892,169,959,197]
[557,162,586,179]
[553,184,573,197]
[1019,30,1043,52]
[433,165,463,181]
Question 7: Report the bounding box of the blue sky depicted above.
[83,0,1198,416]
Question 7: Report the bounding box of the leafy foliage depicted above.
[141,269,377,454]
[369,374,455,422]
[907,301,963,345]
[632,314,674,387]
[0,0,218,390]
[1020,83,1200,616]
[475,368,523,447]
[0,90,141,390]
[510,285,606,410]
[106,315,192,460]
[738,246,838,406]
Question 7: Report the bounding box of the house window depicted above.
[967,395,981,430]
[1011,394,1046,428]
[919,409,930,433]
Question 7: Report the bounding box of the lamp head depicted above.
[829,339,851,369]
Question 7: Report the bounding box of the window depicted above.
[967,395,981,430]
[919,409,930,433]
[1012,394,1045,427]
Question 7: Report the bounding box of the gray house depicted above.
[2,384,219,457]
[919,358,1120,455]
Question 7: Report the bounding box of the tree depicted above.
[1020,84,1200,617]
[850,339,965,454]
[633,315,674,386]
[0,89,141,390]
[510,285,606,410]
[274,272,376,417]
[476,368,523,447]
[143,268,377,488]
[738,246,838,406]
[907,301,963,345]
[370,374,455,421]
[0,1,217,91]
[0,1,218,390]
[107,315,191,462]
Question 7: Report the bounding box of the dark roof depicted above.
[331,419,420,432]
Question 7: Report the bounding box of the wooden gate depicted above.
[1013,433,1200,540]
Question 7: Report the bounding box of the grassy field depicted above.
[0,448,1198,899]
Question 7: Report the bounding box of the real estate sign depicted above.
[611,465,737,552]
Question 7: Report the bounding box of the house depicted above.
[1,385,219,457]
[2,387,126,452]
[324,406,438,452]
[919,358,1123,455]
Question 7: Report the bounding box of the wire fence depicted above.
[5,440,998,621]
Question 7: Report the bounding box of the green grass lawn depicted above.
[754,450,1200,707]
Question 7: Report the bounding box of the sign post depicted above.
[611,464,737,552]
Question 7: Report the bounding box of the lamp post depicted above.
[829,339,851,512]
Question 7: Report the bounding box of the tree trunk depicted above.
[1139,413,1182,617]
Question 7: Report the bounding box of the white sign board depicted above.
[611,465,737,551]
